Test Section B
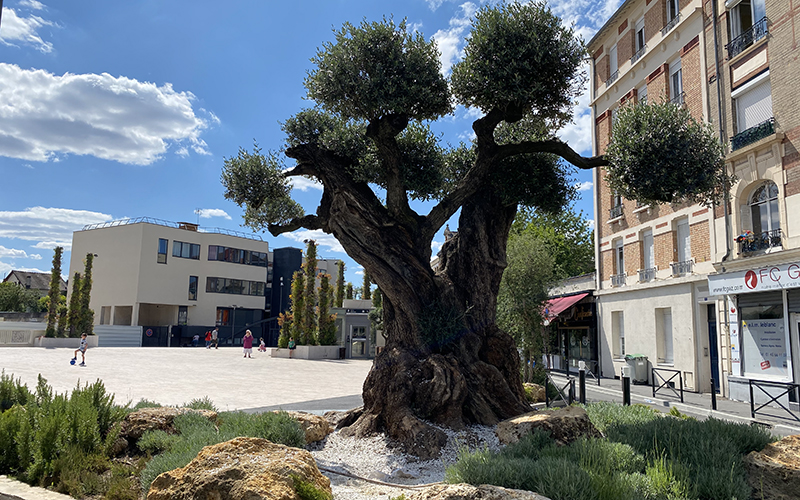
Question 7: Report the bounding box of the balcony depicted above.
[669,91,685,107]
[605,69,619,88]
[609,204,624,221]
[726,17,768,59]
[638,267,657,283]
[731,118,775,151]
[662,13,681,36]
[611,273,627,287]
[736,228,782,255]
[630,45,646,64]
[670,260,693,276]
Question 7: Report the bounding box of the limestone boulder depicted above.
[523,383,546,403]
[744,434,800,500]
[121,407,218,442]
[146,437,331,500]
[496,406,601,446]
[275,410,333,444]
[406,484,551,499]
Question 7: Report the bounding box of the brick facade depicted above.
[644,0,666,46]
[618,29,634,66]
[681,36,703,120]
[601,248,614,281]
[690,220,710,262]
[595,55,609,92]
[647,63,669,102]
[654,231,674,269]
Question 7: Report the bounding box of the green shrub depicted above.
[137,429,179,455]
[183,396,217,411]
[293,474,332,500]
[132,398,162,410]
[581,401,661,433]
[0,370,32,411]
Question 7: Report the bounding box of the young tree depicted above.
[56,303,67,337]
[335,261,345,307]
[317,273,338,345]
[302,240,318,345]
[345,283,353,300]
[0,282,40,313]
[361,271,371,300]
[289,271,305,344]
[45,246,64,337]
[78,253,94,335]
[67,273,82,338]
[221,3,728,457]
[277,312,292,348]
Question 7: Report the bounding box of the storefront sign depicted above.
[742,319,788,378]
[709,261,800,295]
[728,297,740,376]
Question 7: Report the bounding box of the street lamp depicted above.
[278,277,284,313]
[231,304,238,345]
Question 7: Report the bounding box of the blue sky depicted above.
[0,0,619,285]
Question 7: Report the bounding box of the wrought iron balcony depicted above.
[736,228,782,255]
[731,118,775,151]
[638,267,657,283]
[605,69,619,88]
[631,45,646,64]
[609,204,624,220]
[611,273,627,287]
[726,17,768,59]
[662,13,680,36]
[670,260,693,276]
[669,91,685,106]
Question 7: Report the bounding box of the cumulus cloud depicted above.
[587,218,596,231]
[19,1,46,10]
[0,245,31,259]
[431,240,444,254]
[288,175,323,192]
[281,229,345,254]
[195,208,231,220]
[431,2,476,75]
[0,6,54,53]
[575,181,593,192]
[0,64,216,165]
[0,207,113,250]
[0,263,48,279]
[548,0,621,42]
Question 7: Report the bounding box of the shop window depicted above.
[656,308,674,364]
[741,303,788,378]
[612,311,625,358]
[157,238,168,264]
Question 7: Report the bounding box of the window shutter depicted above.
[736,80,772,132]
[739,203,752,232]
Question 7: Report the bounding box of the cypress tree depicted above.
[317,273,337,345]
[289,271,304,344]
[56,304,67,337]
[302,240,318,345]
[78,253,94,335]
[45,247,63,337]
[335,261,345,308]
[277,312,291,348]
[362,271,371,300]
[67,272,82,338]
[372,287,382,308]
[345,282,353,300]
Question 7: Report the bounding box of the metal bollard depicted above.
[711,378,717,411]
[579,361,586,404]
[621,365,631,406]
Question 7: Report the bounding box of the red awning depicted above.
[544,293,588,320]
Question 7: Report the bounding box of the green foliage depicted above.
[303,240,318,345]
[0,370,32,411]
[605,100,731,207]
[77,253,95,336]
[361,271,371,300]
[317,273,338,345]
[293,475,333,500]
[66,272,82,337]
[345,282,353,300]
[136,430,178,455]
[278,312,291,348]
[305,17,451,122]
[56,303,67,337]
[132,398,162,410]
[221,141,305,232]
[140,410,305,492]
[451,1,585,125]
[0,282,42,313]
[582,401,662,434]
[335,261,345,308]
[290,270,305,344]
[183,396,217,412]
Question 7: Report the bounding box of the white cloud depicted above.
[281,229,345,254]
[0,6,54,53]
[29,253,43,260]
[548,0,622,42]
[0,262,48,280]
[575,181,593,192]
[425,0,457,11]
[195,208,231,220]
[0,63,215,165]
[19,1,46,10]
[587,218,596,231]
[556,62,593,156]
[0,207,113,250]
[431,240,444,254]
[288,175,323,192]
[0,245,30,259]
[431,2,476,75]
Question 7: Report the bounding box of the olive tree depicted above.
[222,2,728,457]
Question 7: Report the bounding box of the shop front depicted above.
[543,292,598,376]
[708,261,800,407]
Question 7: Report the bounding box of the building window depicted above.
[178,306,188,326]
[738,181,783,255]
[208,245,268,267]
[614,239,624,274]
[741,301,788,378]
[638,84,648,105]
[216,308,231,326]
[606,44,618,86]
[632,17,646,63]
[669,61,684,105]
[656,308,674,364]
[157,238,168,264]
[206,277,266,296]
[173,241,200,260]
[734,74,773,137]
[639,229,656,282]
[189,276,198,301]
[667,0,680,21]
[728,0,767,58]
[612,311,625,358]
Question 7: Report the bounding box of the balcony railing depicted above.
[611,273,627,287]
[630,45,646,64]
[638,267,657,283]
[605,69,619,88]
[737,228,782,255]
[726,17,768,59]
[669,91,685,106]
[662,13,681,36]
[609,204,624,220]
[671,260,693,276]
[731,118,775,151]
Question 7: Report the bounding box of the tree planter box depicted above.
[34,336,99,349]
[271,345,341,360]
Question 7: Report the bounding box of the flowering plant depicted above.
[735,230,754,243]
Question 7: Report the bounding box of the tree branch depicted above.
[268,214,324,237]
[497,140,608,169]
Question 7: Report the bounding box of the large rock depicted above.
[744,434,800,500]
[406,484,551,499]
[523,383,546,403]
[146,437,331,500]
[121,407,218,441]
[275,410,333,444]
[495,406,601,446]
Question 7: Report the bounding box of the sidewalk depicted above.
[547,371,800,437]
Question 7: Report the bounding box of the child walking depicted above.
[243,330,253,358]
[72,333,88,367]
[288,336,296,359]
[258,337,266,352]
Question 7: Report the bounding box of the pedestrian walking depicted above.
[243,330,253,358]
[192,334,199,347]
[211,327,219,349]
[258,337,266,352]
[205,330,212,348]
[288,336,296,359]
[72,333,89,367]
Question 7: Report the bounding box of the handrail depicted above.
[545,370,575,407]
[749,379,800,423]
[652,367,684,402]
[81,217,264,241]
[725,17,768,59]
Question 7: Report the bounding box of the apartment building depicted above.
[704,0,800,404]
[589,0,719,392]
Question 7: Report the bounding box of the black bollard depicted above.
[579,367,586,404]
[622,366,631,406]
[711,378,717,411]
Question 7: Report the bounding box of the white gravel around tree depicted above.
[310,424,501,499]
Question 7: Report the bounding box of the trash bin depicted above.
[625,354,649,384]
[339,347,346,360]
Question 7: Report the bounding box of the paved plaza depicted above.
[0,347,373,413]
